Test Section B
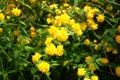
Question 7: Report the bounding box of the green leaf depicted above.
[24,46,33,51]
[24,4,32,9]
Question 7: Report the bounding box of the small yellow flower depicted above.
[112,49,118,55]
[56,45,64,56]
[106,5,113,11]
[11,8,21,16]
[63,60,69,66]
[94,44,98,50]
[45,43,56,56]
[77,68,86,77]
[29,0,36,3]
[13,29,19,36]
[101,58,109,64]
[32,52,42,63]
[84,5,91,12]
[115,66,120,77]
[85,56,92,63]
[115,35,120,44]
[84,39,90,46]
[84,77,91,80]
[80,22,87,31]
[96,14,104,23]
[0,13,5,21]
[7,3,16,9]
[91,75,99,80]
[45,37,54,46]
[6,16,10,20]
[91,23,98,30]
[106,47,112,52]
[89,63,96,71]
[37,62,50,73]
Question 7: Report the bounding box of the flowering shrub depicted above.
[0,0,120,80]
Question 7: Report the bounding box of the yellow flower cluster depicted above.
[48,26,68,42]
[91,75,99,80]
[11,8,21,16]
[45,43,64,56]
[32,52,42,63]
[77,68,86,77]
[0,13,5,21]
[84,5,104,30]
[37,61,50,73]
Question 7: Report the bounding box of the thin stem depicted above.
[0,46,10,59]
[106,0,120,6]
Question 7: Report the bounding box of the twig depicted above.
[106,0,120,6]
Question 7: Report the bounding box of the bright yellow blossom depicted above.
[85,56,92,63]
[45,37,54,46]
[89,63,96,71]
[11,8,21,16]
[32,52,42,63]
[80,22,87,31]
[115,66,120,77]
[0,13,5,21]
[117,25,120,32]
[91,75,99,80]
[45,43,56,56]
[96,14,104,23]
[77,68,86,77]
[84,39,90,46]
[0,27,3,32]
[84,77,91,80]
[37,62,50,73]
[101,58,109,64]
[56,45,64,56]
[106,47,112,52]
[115,35,120,44]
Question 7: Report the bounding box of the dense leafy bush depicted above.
[0,0,120,80]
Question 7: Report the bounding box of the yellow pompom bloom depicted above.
[55,28,68,41]
[69,19,75,26]
[86,11,94,19]
[48,25,59,37]
[96,14,104,23]
[45,43,56,56]
[91,23,98,30]
[84,77,91,80]
[85,56,92,63]
[47,18,52,24]
[84,5,91,12]
[0,13,5,21]
[91,75,99,80]
[94,44,98,50]
[56,45,64,56]
[77,68,86,77]
[115,66,120,77]
[101,58,109,64]
[89,63,96,71]
[106,47,112,52]
[11,8,21,16]
[112,49,118,55]
[32,52,42,63]
[115,35,120,44]
[84,39,90,46]
[80,22,87,31]
[72,23,83,36]
[37,62,50,73]
[106,5,113,11]
[63,60,69,66]
[45,37,54,46]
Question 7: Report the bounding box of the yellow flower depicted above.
[32,52,42,63]
[69,19,75,26]
[85,56,92,63]
[91,23,98,30]
[89,63,96,71]
[72,23,83,36]
[63,3,69,7]
[46,18,52,24]
[91,75,99,80]
[7,3,16,9]
[101,58,109,64]
[94,44,98,50]
[96,14,104,23]
[106,5,113,11]
[106,47,112,52]
[115,66,120,77]
[84,77,91,80]
[80,22,87,31]
[48,25,59,37]
[0,28,3,32]
[45,37,54,46]
[77,68,86,77]
[84,39,90,46]
[45,43,56,56]
[11,8,21,16]
[86,11,94,19]
[37,62,50,73]
[117,25,120,32]
[56,45,64,56]
[13,30,19,36]
[84,5,91,12]
[115,35,120,44]
[63,60,69,66]
[92,8,99,14]
[55,27,68,41]
[0,13,5,21]
[112,49,118,55]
